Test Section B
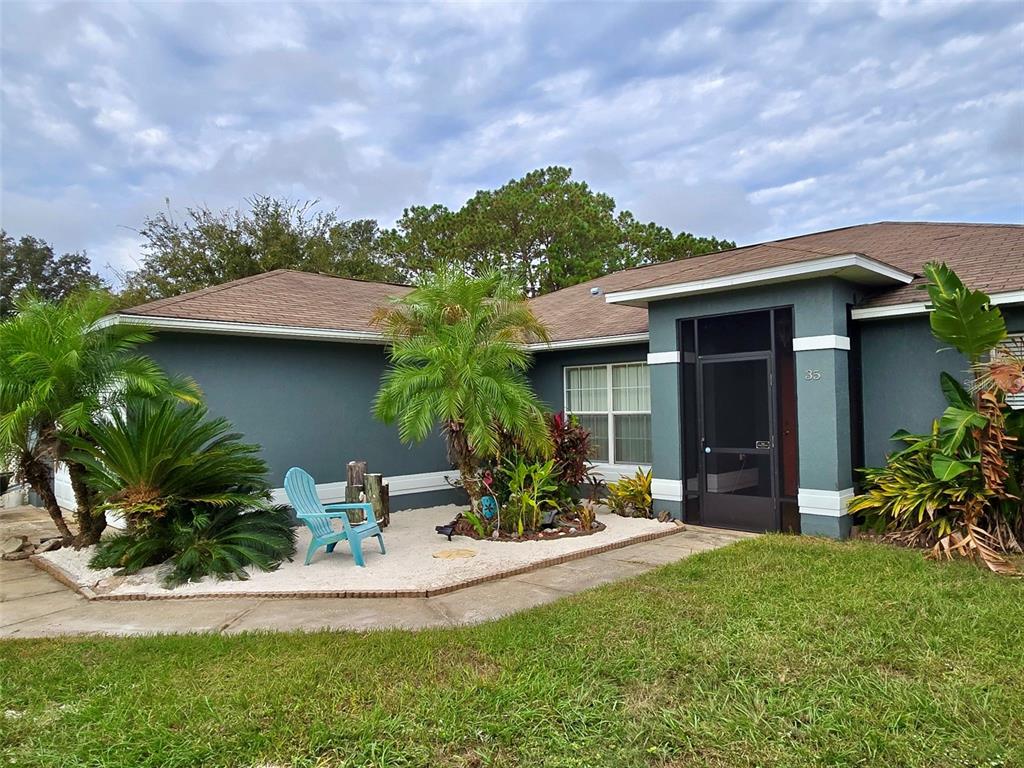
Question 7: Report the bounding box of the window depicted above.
[994,334,1024,411]
[565,362,652,464]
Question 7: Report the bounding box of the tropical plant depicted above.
[851,262,1024,573]
[606,468,654,518]
[461,507,489,538]
[0,291,199,546]
[66,398,270,530]
[499,458,560,536]
[91,504,296,589]
[549,411,592,486]
[849,420,984,541]
[578,499,598,531]
[372,268,552,507]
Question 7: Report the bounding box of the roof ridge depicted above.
[277,269,414,289]
[872,220,1024,228]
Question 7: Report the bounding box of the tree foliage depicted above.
[0,231,106,318]
[383,167,734,296]
[120,196,402,304]
[118,169,733,303]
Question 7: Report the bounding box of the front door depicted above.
[697,353,777,531]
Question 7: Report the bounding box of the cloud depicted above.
[0,0,1021,285]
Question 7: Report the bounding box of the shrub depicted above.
[606,468,653,518]
[549,411,591,486]
[91,505,296,588]
[67,398,269,529]
[75,397,296,587]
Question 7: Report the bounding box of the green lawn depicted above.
[1,536,1021,768]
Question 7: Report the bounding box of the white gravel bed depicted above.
[38,505,677,598]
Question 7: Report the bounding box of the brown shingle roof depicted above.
[121,270,413,334]
[120,222,1023,344]
[531,221,1023,341]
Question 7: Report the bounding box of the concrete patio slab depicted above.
[511,555,650,592]
[222,597,448,634]
[1,588,84,629]
[2,598,262,638]
[427,579,567,625]
[1,573,67,601]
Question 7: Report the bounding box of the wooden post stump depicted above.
[345,460,368,524]
[365,473,390,528]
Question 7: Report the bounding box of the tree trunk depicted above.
[446,422,481,508]
[19,453,73,542]
[67,460,105,549]
[345,460,368,524]
[365,473,390,528]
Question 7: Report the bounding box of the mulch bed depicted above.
[446,512,607,542]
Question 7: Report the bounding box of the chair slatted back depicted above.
[284,467,333,538]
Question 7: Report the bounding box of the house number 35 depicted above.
[804,369,823,381]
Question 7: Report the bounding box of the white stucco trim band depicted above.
[797,487,855,518]
[651,478,685,502]
[850,290,1024,320]
[792,335,851,351]
[647,351,681,365]
[604,254,914,306]
[268,469,461,506]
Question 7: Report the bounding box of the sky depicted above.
[2,0,1023,284]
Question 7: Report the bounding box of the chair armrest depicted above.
[323,502,378,528]
[298,511,353,520]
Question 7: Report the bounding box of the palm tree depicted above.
[372,269,552,506]
[0,291,199,547]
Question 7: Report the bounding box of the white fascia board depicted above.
[850,290,1024,321]
[112,314,388,345]
[111,313,650,351]
[604,254,915,306]
[526,332,649,351]
[792,335,851,352]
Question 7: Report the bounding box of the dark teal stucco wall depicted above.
[528,344,650,412]
[143,333,455,501]
[858,306,1023,468]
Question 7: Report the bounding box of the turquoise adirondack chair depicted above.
[284,467,386,567]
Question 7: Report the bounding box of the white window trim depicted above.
[564,361,653,466]
[996,333,1024,411]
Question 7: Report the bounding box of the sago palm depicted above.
[66,397,270,529]
[0,291,199,545]
[372,268,552,505]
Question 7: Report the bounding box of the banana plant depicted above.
[922,261,1007,364]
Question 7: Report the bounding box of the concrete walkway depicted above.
[0,506,754,638]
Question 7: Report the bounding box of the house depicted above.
[107,221,1024,538]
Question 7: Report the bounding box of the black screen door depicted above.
[698,354,777,531]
